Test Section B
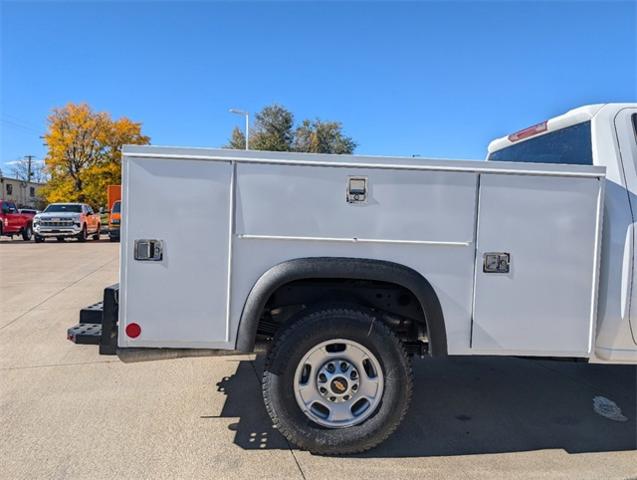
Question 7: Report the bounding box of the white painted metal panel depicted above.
[472,174,603,356]
[119,157,233,348]
[230,238,478,354]
[230,163,479,353]
[235,163,476,243]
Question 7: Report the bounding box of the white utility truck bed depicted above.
[68,103,637,454]
[119,147,604,357]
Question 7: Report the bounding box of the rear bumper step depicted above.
[67,284,119,355]
[67,323,102,344]
[80,302,103,324]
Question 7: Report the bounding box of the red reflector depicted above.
[507,121,548,142]
[126,323,141,339]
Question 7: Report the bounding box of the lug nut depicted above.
[350,371,357,380]
[318,373,327,383]
[352,384,358,391]
[340,362,349,371]
[329,396,336,402]
[327,363,335,373]
[320,387,327,394]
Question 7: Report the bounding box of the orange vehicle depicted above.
[107,185,121,212]
[108,200,121,242]
[107,185,121,242]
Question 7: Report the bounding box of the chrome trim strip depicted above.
[237,233,471,247]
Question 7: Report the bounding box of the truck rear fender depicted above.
[235,257,447,356]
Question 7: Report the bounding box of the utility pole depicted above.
[24,155,34,181]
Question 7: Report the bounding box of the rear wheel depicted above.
[21,224,33,241]
[92,224,101,240]
[77,225,87,242]
[262,307,413,455]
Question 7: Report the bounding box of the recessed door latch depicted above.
[483,252,510,273]
[347,176,368,203]
[134,239,163,261]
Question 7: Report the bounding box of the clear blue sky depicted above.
[1,1,635,173]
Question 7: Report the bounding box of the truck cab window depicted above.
[489,121,593,165]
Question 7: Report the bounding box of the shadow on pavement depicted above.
[213,356,637,457]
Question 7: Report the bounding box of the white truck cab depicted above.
[487,104,637,363]
[68,103,637,454]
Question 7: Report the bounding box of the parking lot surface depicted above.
[1,237,636,480]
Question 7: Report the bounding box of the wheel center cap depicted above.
[331,377,348,394]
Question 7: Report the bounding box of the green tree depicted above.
[227,127,246,150]
[249,104,294,151]
[225,104,357,154]
[294,119,356,154]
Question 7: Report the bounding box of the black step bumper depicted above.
[67,284,119,355]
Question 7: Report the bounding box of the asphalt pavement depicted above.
[1,236,636,479]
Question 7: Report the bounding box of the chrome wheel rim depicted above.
[293,339,384,428]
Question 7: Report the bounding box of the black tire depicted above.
[21,224,33,241]
[109,236,119,242]
[262,307,413,455]
[92,224,100,240]
[34,234,44,243]
[57,236,65,242]
[77,225,87,242]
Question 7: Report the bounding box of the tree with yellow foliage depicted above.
[40,103,150,208]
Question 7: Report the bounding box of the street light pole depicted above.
[229,109,249,150]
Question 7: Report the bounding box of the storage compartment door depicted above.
[472,173,602,356]
[120,158,232,348]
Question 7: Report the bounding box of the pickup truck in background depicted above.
[68,103,637,455]
[0,200,34,240]
[108,200,121,242]
[34,203,101,242]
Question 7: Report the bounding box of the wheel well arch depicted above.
[235,257,447,356]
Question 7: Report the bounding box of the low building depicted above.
[0,175,46,209]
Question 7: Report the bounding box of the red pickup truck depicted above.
[0,200,34,241]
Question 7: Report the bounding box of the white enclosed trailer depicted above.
[68,103,637,454]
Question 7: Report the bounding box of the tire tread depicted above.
[262,306,413,455]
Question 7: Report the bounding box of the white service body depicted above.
[118,103,637,364]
